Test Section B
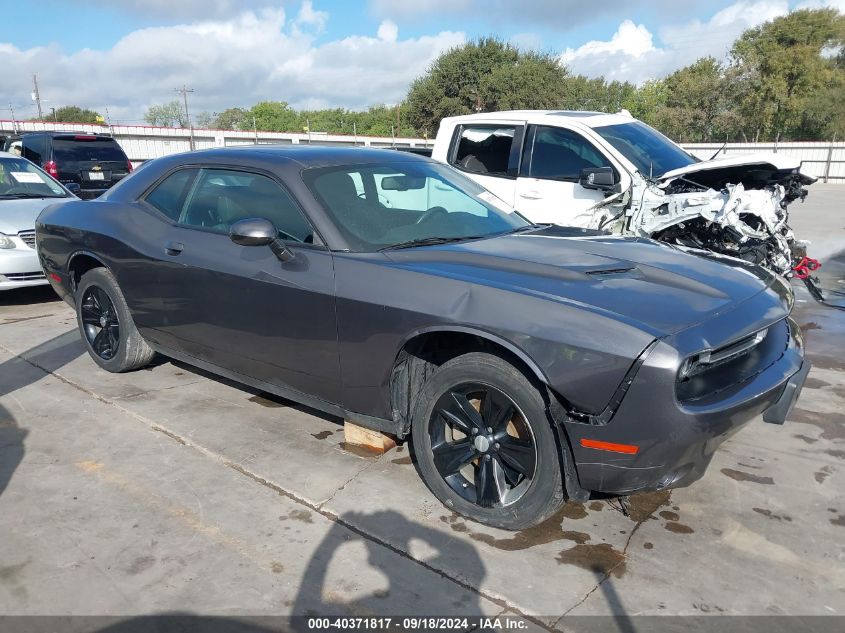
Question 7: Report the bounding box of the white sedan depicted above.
[0,151,75,290]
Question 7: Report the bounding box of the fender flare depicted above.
[390,324,552,388]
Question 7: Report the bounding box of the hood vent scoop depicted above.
[585,266,640,279]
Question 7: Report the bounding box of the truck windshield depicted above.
[593,121,698,178]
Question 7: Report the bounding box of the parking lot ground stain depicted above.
[248,393,287,408]
[311,430,332,440]
[794,434,819,444]
[789,408,845,441]
[588,501,604,511]
[664,522,694,534]
[626,490,672,522]
[721,468,775,485]
[806,354,845,372]
[560,501,589,520]
[815,466,833,484]
[643,542,653,550]
[830,514,845,527]
[271,562,284,573]
[0,561,28,583]
[753,508,793,522]
[659,510,679,521]
[439,509,592,550]
[391,456,413,465]
[556,543,626,577]
[804,377,831,389]
[280,509,313,523]
[126,556,156,575]
[825,449,845,459]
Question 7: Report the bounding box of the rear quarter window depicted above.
[144,169,198,222]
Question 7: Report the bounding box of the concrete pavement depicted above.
[0,187,843,628]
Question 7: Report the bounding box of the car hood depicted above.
[383,229,780,337]
[0,197,73,234]
[659,152,816,185]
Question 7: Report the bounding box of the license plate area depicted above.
[87,171,106,181]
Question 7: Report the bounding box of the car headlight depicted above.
[0,233,16,249]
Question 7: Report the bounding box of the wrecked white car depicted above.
[432,110,820,294]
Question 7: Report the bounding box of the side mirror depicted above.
[229,217,295,262]
[579,167,617,191]
[229,218,276,246]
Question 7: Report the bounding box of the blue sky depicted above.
[2,0,842,123]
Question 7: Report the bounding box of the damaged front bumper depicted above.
[560,310,806,495]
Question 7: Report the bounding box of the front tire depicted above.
[75,267,155,373]
[411,352,565,530]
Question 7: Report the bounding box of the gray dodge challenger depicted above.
[36,146,809,529]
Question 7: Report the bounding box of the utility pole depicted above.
[253,116,258,143]
[9,103,19,133]
[32,74,44,120]
[174,85,195,150]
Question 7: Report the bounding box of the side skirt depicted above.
[151,344,403,438]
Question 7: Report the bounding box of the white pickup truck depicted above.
[431,110,817,280]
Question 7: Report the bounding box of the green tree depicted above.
[405,37,570,136]
[49,105,102,123]
[247,101,300,132]
[144,101,187,127]
[729,8,845,140]
[212,107,249,130]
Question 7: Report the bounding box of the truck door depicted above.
[513,125,617,226]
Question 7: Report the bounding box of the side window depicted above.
[180,169,313,242]
[528,126,611,181]
[145,169,198,221]
[22,136,46,165]
[451,125,516,176]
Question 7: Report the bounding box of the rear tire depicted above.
[411,352,565,530]
[75,267,155,373]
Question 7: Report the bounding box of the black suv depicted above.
[3,132,132,199]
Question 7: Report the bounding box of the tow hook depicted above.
[791,256,821,280]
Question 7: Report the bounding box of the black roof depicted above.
[179,144,433,168]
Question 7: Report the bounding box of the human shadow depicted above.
[0,329,85,500]
[291,509,488,626]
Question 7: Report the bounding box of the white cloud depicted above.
[2,6,464,122]
[377,20,399,42]
[559,0,793,84]
[295,0,329,33]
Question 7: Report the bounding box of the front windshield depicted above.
[593,121,697,178]
[0,156,69,199]
[303,161,529,252]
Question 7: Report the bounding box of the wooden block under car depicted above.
[343,420,397,454]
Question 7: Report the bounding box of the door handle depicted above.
[164,241,184,256]
[519,191,542,200]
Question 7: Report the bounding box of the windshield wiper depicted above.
[0,193,66,199]
[507,223,548,234]
[379,235,488,251]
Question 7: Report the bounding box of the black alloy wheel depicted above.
[429,383,537,508]
[80,285,121,360]
[75,267,155,373]
[412,352,566,530]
